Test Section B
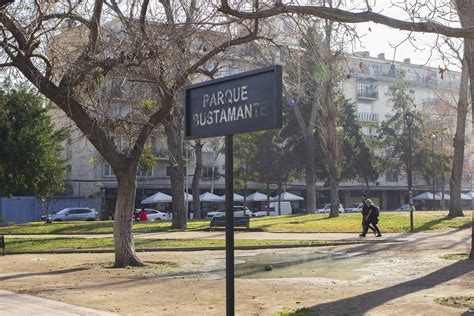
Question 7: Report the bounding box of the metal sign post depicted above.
[184,65,282,315]
[225,134,234,315]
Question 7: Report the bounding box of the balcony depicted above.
[358,112,379,122]
[357,90,379,100]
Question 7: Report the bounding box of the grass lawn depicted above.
[0,211,471,235]
[3,237,352,253]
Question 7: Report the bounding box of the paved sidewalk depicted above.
[5,231,401,240]
[4,230,469,241]
[0,290,117,315]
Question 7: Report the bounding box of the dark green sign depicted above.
[185,65,282,139]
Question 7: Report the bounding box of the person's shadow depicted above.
[305,259,474,315]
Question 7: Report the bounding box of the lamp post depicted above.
[431,133,436,211]
[404,112,414,232]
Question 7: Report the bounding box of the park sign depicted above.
[185,65,282,139]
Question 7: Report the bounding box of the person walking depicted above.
[360,193,382,237]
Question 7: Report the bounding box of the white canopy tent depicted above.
[220,193,245,202]
[142,192,193,204]
[200,192,225,202]
[246,192,269,202]
[141,192,172,204]
[412,192,435,200]
[270,192,304,201]
[460,192,472,200]
[466,192,474,199]
[434,192,450,200]
[184,193,193,202]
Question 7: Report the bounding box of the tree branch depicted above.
[88,0,104,52]
[139,0,150,33]
[219,1,474,39]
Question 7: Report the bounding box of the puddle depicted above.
[232,251,374,280]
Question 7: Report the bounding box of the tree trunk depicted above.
[449,55,469,218]
[165,113,187,229]
[266,182,270,216]
[304,131,317,214]
[328,176,340,218]
[192,141,203,219]
[278,180,282,215]
[470,211,474,260]
[455,0,474,260]
[113,169,144,267]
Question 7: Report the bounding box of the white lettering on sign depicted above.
[202,86,249,107]
[193,101,269,127]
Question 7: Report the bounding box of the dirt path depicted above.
[0,229,472,315]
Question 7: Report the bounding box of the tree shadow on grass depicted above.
[305,260,474,315]
[0,267,90,281]
[414,216,471,233]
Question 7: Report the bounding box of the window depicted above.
[362,127,377,137]
[283,20,293,32]
[202,166,219,179]
[103,163,115,177]
[138,168,153,177]
[385,169,398,182]
[279,47,289,62]
[385,105,395,116]
[357,103,372,114]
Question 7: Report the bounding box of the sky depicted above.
[346,0,463,71]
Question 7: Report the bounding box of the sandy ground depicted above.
[0,230,473,315]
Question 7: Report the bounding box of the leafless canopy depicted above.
[0,0,260,171]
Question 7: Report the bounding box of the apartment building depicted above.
[51,21,470,211]
[337,51,472,208]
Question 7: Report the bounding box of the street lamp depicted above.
[404,112,414,232]
[431,133,436,211]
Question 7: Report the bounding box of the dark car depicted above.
[292,207,307,215]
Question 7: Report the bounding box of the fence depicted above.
[0,196,102,224]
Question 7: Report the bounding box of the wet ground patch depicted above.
[231,251,375,280]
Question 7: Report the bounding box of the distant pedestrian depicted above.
[359,194,382,237]
[138,208,148,221]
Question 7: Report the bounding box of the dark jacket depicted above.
[362,200,378,224]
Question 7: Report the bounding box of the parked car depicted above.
[50,208,98,221]
[316,203,344,214]
[252,202,293,217]
[344,203,363,213]
[206,206,252,218]
[134,208,167,221]
[391,204,412,211]
[292,207,307,215]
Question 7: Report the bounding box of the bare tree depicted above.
[0,0,259,267]
[449,50,469,217]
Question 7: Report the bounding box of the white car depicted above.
[344,203,363,213]
[316,203,345,214]
[51,208,98,221]
[206,206,252,218]
[135,209,167,221]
